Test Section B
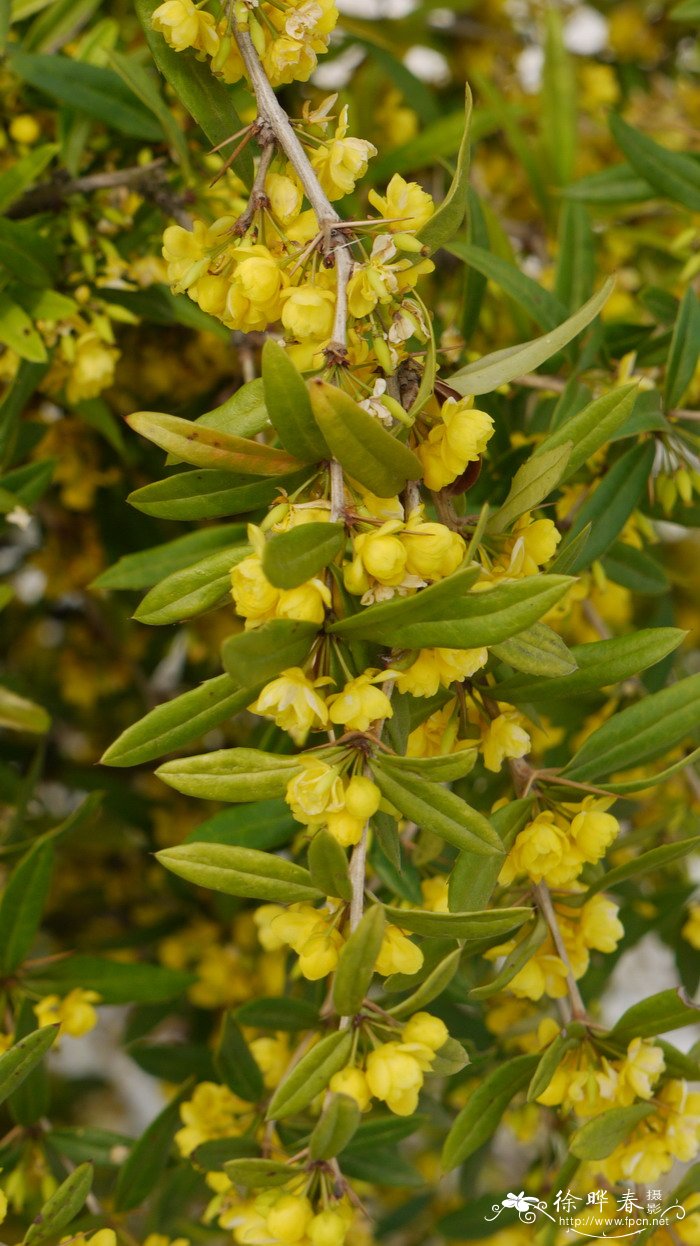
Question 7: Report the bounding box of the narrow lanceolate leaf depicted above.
[156,748,300,803]
[92,525,246,591]
[156,843,323,904]
[0,292,47,363]
[379,749,477,784]
[216,1013,264,1103]
[267,1030,353,1120]
[133,544,248,625]
[194,378,268,439]
[127,411,302,476]
[541,6,576,185]
[381,905,531,940]
[610,112,700,212]
[570,1105,654,1161]
[0,144,58,214]
[419,84,472,250]
[389,946,463,1018]
[448,798,532,912]
[332,906,386,1016]
[0,686,51,735]
[222,620,318,686]
[448,241,567,332]
[225,1159,303,1190]
[308,830,353,903]
[562,163,653,205]
[25,1162,93,1245]
[470,914,548,1001]
[527,1027,584,1102]
[128,468,309,521]
[308,379,421,498]
[309,1094,361,1161]
[563,671,700,781]
[262,523,345,590]
[488,441,571,534]
[665,289,700,410]
[101,674,255,768]
[494,628,684,705]
[609,988,700,1042]
[535,384,639,482]
[450,277,614,396]
[0,840,54,974]
[262,340,328,462]
[331,574,573,650]
[0,1026,59,1107]
[491,624,577,678]
[371,763,503,857]
[560,440,656,573]
[599,755,700,797]
[114,1079,193,1211]
[442,1055,538,1170]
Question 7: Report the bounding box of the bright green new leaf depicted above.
[262,522,345,590]
[535,383,638,481]
[309,1094,361,1161]
[92,525,246,591]
[570,1104,654,1161]
[609,989,700,1042]
[156,748,300,803]
[488,441,572,533]
[381,904,531,940]
[0,292,47,363]
[133,543,248,625]
[267,1030,353,1120]
[128,468,309,521]
[262,340,328,462]
[0,685,51,734]
[156,842,323,904]
[332,905,386,1016]
[308,379,421,497]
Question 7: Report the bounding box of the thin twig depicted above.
[534,882,588,1023]
[232,130,275,235]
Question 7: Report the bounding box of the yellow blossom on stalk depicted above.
[280,284,336,342]
[480,709,530,773]
[494,512,561,577]
[402,1012,448,1051]
[421,875,450,912]
[616,1037,665,1103]
[175,1082,249,1156]
[344,521,410,597]
[368,174,435,233]
[250,667,330,742]
[375,924,423,976]
[328,670,394,733]
[311,105,377,200]
[265,171,303,225]
[285,758,345,824]
[152,0,219,55]
[249,1035,289,1089]
[365,1042,426,1115]
[400,511,466,580]
[499,811,582,887]
[34,989,101,1038]
[418,399,494,490]
[329,1065,372,1110]
[394,646,488,697]
[230,554,279,623]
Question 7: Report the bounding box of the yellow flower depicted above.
[327,670,393,733]
[249,1035,289,1089]
[402,1012,448,1051]
[496,513,561,576]
[400,513,465,580]
[231,554,280,624]
[500,811,572,886]
[418,400,494,490]
[9,114,41,145]
[344,522,408,594]
[329,1065,371,1111]
[65,332,120,404]
[34,989,101,1038]
[265,171,303,224]
[325,810,365,847]
[309,1207,350,1246]
[281,285,336,341]
[250,667,330,742]
[682,904,700,949]
[285,758,345,825]
[298,927,344,979]
[617,1038,665,1103]
[368,174,435,233]
[311,106,377,201]
[420,876,449,912]
[343,774,381,820]
[152,0,219,55]
[578,894,624,954]
[267,1194,314,1244]
[375,924,423,976]
[176,1082,248,1156]
[481,711,530,773]
[365,1042,425,1115]
[394,647,488,698]
[508,951,570,1001]
[569,804,619,863]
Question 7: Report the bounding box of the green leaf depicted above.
[133,543,247,625]
[450,277,614,395]
[216,1013,264,1103]
[156,843,323,904]
[448,798,532,912]
[267,1030,353,1120]
[563,671,700,781]
[371,762,503,857]
[225,1158,303,1190]
[308,830,353,903]
[610,112,700,212]
[581,838,696,899]
[534,384,638,482]
[560,441,655,573]
[25,1162,93,1245]
[665,289,700,410]
[609,989,700,1042]
[235,997,320,1032]
[309,1094,361,1161]
[127,411,302,476]
[448,241,567,332]
[0,1026,58,1108]
[114,1080,193,1212]
[157,747,299,803]
[419,84,472,250]
[92,525,246,591]
[222,620,318,686]
[128,468,309,521]
[24,957,193,1004]
[671,0,700,17]
[0,293,47,363]
[0,144,58,214]
[442,1055,538,1170]
[185,799,295,851]
[388,946,462,1018]
[262,522,345,590]
[570,1104,654,1161]
[331,572,573,649]
[562,163,653,205]
[0,685,51,734]
[527,1027,584,1102]
[555,202,595,312]
[8,49,162,140]
[194,379,269,440]
[601,542,669,596]
[109,50,190,171]
[262,340,328,462]
[332,905,386,1016]
[379,749,477,784]
[598,753,700,797]
[380,904,531,940]
[134,0,253,184]
[491,624,577,677]
[488,441,571,534]
[430,1036,470,1077]
[0,839,53,973]
[541,6,576,185]
[101,674,254,768]
[308,379,421,498]
[0,358,48,468]
[470,914,548,1001]
[494,628,684,705]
